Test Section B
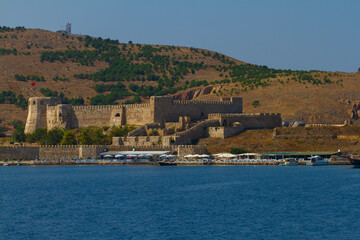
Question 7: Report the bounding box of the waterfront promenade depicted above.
[0,160,350,166]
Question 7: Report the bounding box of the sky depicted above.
[0,0,359,72]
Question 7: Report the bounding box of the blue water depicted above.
[1,165,360,240]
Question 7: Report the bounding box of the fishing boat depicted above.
[279,158,298,166]
[336,150,360,167]
[158,161,177,166]
[306,155,329,166]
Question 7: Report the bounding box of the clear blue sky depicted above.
[1,0,359,72]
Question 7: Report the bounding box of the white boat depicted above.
[280,158,298,166]
[306,155,329,166]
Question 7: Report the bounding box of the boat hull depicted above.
[159,162,177,166]
[350,159,360,167]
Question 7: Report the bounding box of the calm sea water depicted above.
[1,165,360,240]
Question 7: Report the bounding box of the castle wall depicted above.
[207,125,244,139]
[0,145,208,160]
[151,96,243,123]
[208,113,282,129]
[0,146,39,160]
[173,119,220,145]
[123,104,152,125]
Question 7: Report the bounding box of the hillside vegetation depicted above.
[0,26,360,124]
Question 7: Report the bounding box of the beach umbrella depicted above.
[115,154,124,158]
[160,154,168,158]
[199,154,210,158]
[146,154,153,157]
[103,154,113,158]
[166,155,175,158]
[127,154,137,158]
[184,154,194,158]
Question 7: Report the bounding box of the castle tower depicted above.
[25,97,61,134]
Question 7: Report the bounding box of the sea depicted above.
[1,165,360,240]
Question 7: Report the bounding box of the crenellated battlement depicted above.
[172,100,234,105]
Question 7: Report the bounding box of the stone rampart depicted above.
[207,125,244,139]
[174,119,220,145]
[39,145,80,160]
[0,146,39,160]
[0,144,209,160]
[152,96,243,123]
[208,113,282,129]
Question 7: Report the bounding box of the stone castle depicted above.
[25,96,282,146]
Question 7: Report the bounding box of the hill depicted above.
[0,26,360,124]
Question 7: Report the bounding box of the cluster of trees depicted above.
[22,125,137,145]
[11,120,26,143]
[15,74,45,82]
[41,50,101,66]
[229,147,248,154]
[90,82,131,105]
[0,26,25,32]
[0,48,17,55]
[0,91,27,109]
[53,75,69,82]
[39,88,84,106]
[77,57,153,81]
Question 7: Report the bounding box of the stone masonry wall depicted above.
[151,96,243,123]
[206,125,244,139]
[208,113,282,129]
[0,146,39,160]
[0,145,208,160]
[173,119,220,145]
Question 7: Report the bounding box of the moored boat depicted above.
[159,161,177,166]
[336,150,360,167]
[306,155,329,166]
[279,158,298,166]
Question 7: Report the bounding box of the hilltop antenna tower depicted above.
[65,23,71,34]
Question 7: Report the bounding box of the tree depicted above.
[230,147,248,154]
[12,125,25,143]
[78,128,92,145]
[60,130,77,145]
[45,128,64,145]
[252,100,260,108]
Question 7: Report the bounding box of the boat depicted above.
[3,162,9,166]
[336,151,360,167]
[159,161,177,166]
[279,158,298,166]
[306,155,329,166]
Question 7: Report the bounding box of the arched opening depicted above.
[59,113,62,118]
[223,119,228,127]
[115,113,120,117]
[200,112,205,120]
[33,101,36,105]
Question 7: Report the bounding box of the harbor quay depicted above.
[0,146,351,166]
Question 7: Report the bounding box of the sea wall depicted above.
[0,146,39,160]
[0,144,208,160]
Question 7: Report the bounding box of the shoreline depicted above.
[0,160,351,166]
